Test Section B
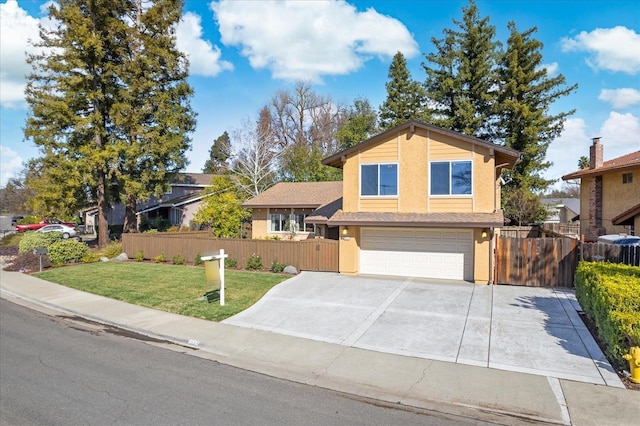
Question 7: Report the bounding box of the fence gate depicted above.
[496,237,578,287]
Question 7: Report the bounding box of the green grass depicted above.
[34,262,289,321]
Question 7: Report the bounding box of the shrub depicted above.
[18,231,61,253]
[135,250,145,262]
[17,215,39,225]
[81,252,100,263]
[194,253,203,266]
[226,257,237,268]
[1,233,22,247]
[246,254,262,270]
[47,240,90,267]
[270,259,286,273]
[101,241,123,259]
[172,255,185,265]
[4,251,51,272]
[574,261,640,368]
[153,252,167,263]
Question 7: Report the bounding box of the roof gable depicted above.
[562,150,640,180]
[322,120,520,168]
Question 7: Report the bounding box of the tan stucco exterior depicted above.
[579,170,640,238]
[336,125,509,284]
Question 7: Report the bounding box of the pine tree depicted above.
[336,97,378,150]
[496,22,577,194]
[379,52,428,130]
[422,0,499,138]
[24,0,195,242]
[203,131,231,174]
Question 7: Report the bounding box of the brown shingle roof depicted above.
[612,203,640,226]
[242,181,343,208]
[326,211,504,228]
[562,150,640,180]
[305,198,343,224]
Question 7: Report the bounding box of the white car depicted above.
[38,224,77,239]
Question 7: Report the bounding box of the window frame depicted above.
[623,172,633,184]
[359,162,399,198]
[429,160,473,196]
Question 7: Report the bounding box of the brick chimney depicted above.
[587,137,604,240]
[589,137,603,169]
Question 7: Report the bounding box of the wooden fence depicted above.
[121,232,339,272]
[496,237,640,287]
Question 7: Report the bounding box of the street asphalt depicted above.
[1,269,637,425]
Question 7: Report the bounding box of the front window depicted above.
[361,163,398,196]
[270,212,313,233]
[623,173,633,184]
[430,161,472,195]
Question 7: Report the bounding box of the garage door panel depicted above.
[360,228,473,281]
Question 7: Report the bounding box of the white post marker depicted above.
[202,249,229,306]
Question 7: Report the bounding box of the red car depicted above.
[16,219,76,233]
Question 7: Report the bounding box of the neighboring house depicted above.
[243,181,342,240]
[308,120,520,283]
[82,173,214,231]
[541,198,580,223]
[562,138,640,240]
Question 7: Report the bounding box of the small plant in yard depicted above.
[172,255,185,265]
[153,252,167,263]
[135,250,145,262]
[101,241,123,259]
[194,253,203,265]
[81,252,100,263]
[226,257,237,268]
[18,231,61,253]
[246,254,263,270]
[270,259,286,273]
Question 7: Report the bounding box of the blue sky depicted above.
[1,0,639,189]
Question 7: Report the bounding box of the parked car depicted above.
[612,236,640,246]
[16,219,76,233]
[37,224,77,239]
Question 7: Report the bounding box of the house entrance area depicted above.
[359,227,473,281]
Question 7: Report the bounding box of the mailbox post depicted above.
[33,247,47,272]
[201,249,228,306]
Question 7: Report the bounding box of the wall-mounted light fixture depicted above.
[342,227,348,236]
[481,228,489,239]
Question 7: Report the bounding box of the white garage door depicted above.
[360,227,473,281]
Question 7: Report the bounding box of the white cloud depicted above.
[542,62,559,76]
[599,111,640,151]
[0,0,41,108]
[561,26,640,74]
[0,145,24,187]
[176,12,233,77]
[546,118,590,181]
[210,0,418,82]
[598,88,640,109]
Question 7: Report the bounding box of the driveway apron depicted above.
[223,271,623,387]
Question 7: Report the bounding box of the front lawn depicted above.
[35,262,289,321]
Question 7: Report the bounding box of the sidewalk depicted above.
[1,270,637,426]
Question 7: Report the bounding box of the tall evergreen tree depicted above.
[203,131,231,174]
[336,97,378,150]
[24,0,195,242]
[379,51,428,130]
[113,0,195,233]
[496,22,577,193]
[422,0,499,139]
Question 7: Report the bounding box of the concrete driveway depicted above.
[224,272,623,387]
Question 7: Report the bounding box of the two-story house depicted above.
[308,121,520,284]
[562,138,640,240]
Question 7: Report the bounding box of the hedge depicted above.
[574,261,640,368]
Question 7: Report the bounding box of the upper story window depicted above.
[361,163,398,196]
[430,161,472,195]
[623,173,633,184]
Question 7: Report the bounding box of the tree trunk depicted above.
[123,193,138,233]
[97,170,109,247]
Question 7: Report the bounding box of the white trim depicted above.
[428,159,474,197]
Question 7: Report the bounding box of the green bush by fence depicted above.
[18,231,62,253]
[47,240,90,266]
[574,261,640,368]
